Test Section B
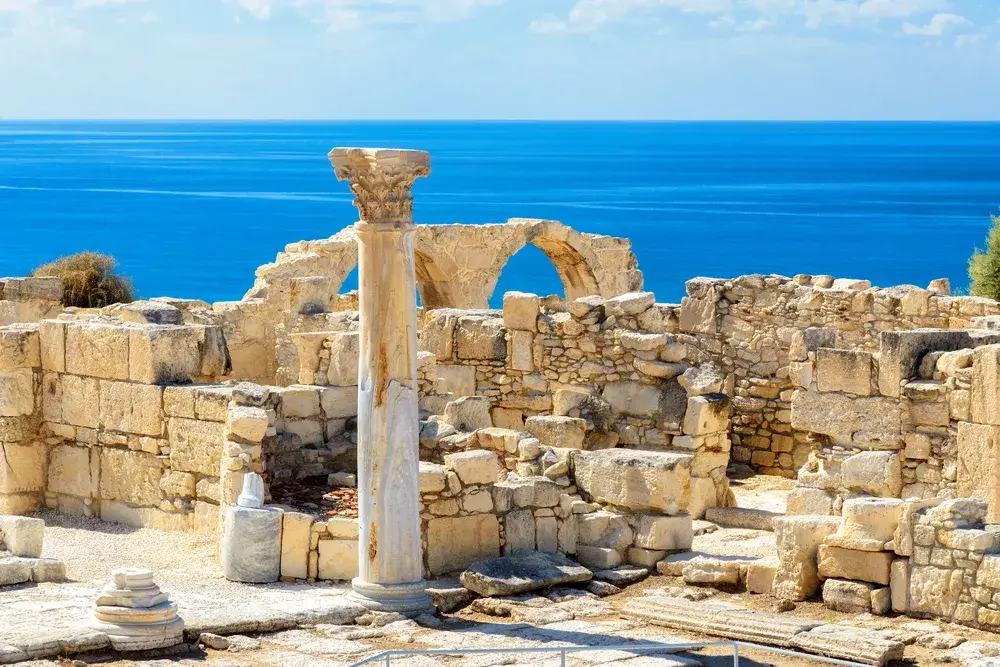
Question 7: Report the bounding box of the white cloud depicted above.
[226,0,504,24]
[955,32,983,47]
[528,14,568,34]
[901,11,968,35]
[74,0,145,8]
[228,0,273,20]
[736,16,772,30]
[858,0,949,19]
[0,0,34,12]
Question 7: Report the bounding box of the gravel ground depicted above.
[729,476,794,514]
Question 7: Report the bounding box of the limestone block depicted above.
[525,415,586,449]
[682,394,730,436]
[66,321,130,380]
[222,505,282,583]
[628,547,667,569]
[881,329,973,398]
[791,389,901,449]
[461,488,493,513]
[772,515,842,601]
[841,451,902,497]
[280,386,321,418]
[0,370,33,417]
[168,418,225,476]
[824,497,903,551]
[47,445,91,498]
[456,316,506,360]
[602,381,662,417]
[503,291,539,331]
[320,385,359,419]
[634,514,693,551]
[99,381,164,437]
[193,501,219,534]
[577,545,622,570]
[678,363,726,396]
[284,418,323,445]
[0,515,44,557]
[786,487,834,516]
[128,325,201,384]
[957,421,1000,522]
[419,461,447,493]
[679,296,717,334]
[823,578,884,614]
[163,386,196,419]
[226,405,269,443]
[558,516,578,554]
[504,509,535,553]
[444,450,501,485]
[0,443,45,494]
[433,365,477,400]
[619,332,667,352]
[158,471,196,499]
[573,449,692,514]
[280,512,313,580]
[326,332,360,386]
[606,291,655,318]
[818,545,893,585]
[100,449,163,506]
[38,320,66,373]
[972,344,1000,424]
[976,554,1000,588]
[577,511,633,549]
[493,477,562,509]
[421,309,458,360]
[816,348,873,396]
[904,432,932,460]
[908,565,963,619]
[461,551,592,596]
[443,396,492,431]
[745,557,779,594]
[634,359,685,379]
[509,330,534,372]
[891,558,909,612]
[427,514,501,575]
[476,427,520,455]
[0,324,40,370]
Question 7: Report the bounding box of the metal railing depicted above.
[347,640,871,667]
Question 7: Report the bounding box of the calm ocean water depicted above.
[2,121,1000,305]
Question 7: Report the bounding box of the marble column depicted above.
[328,147,431,613]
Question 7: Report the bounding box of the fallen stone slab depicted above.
[461,551,592,597]
[426,581,476,613]
[593,565,649,586]
[789,624,905,666]
[681,557,749,585]
[703,507,779,531]
[621,596,822,648]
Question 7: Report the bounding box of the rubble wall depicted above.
[675,274,1000,477]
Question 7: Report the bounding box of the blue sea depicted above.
[2,121,1000,306]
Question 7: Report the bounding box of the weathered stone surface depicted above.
[227,405,269,442]
[908,565,963,619]
[841,451,902,497]
[622,596,822,647]
[745,557,779,594]
[460,551,592,597]
[593,565,649,586]
[168,417,225,476]
[66,321,129,380]
[444,450,501,485]
[573,449,692,514]
[99,381,164,436]
[602,381,663,417]
[703,507,776,531]
[791,389,900,449]
[128,325,201,384]
[817,545,893,585]
[678,362,726,396]
[222,505,282,583]
[957,421,1000,522]
[317,540,359,581]
[456,316,506,360]
[816,348,873,396]
[824,497,902,551]
[443,396,493,431]
[790,624,905,666]
[881,329,973,398]
[280,512,312,580]
[427,514,501,576]
[634,514,693,551]
[682,394,730,436]
[0,370,33,417]
[503,291,539,332]
[682,557,743,585]
[786,487,834,516]
[772,515,841,601]
[426,581,476,613]
[0,516,44,557]
[100,449,163,506]
[576,545,622,570]
[525,415,586,449]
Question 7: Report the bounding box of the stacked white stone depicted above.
[89,567,184,651]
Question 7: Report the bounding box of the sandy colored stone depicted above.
[66,321,130,380]
[525,415,586,449]
[444,450,501,485]
[816,348,873,396]
[818,545,893,585]
[0,370,33,417]
[0,443,45,494]
[280,512,313,580]
[47,445,92,498]
[99,381,164,436]
[128,325,201,384]
[317,539,359,581]
[573,448,692,514]
[426,514,500,575]
[168,417,226,475]
[772,515,841,601]
[100,449,164,506]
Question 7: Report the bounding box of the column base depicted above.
[349,578,433,615]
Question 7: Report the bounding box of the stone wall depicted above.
[675,274,1000,477]
[0,277,63,327]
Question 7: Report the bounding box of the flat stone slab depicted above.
[593,566,650,587]
[461,552,592,597]
[703,507,779,531]
[621,596,822,648]
[790,624,905,666]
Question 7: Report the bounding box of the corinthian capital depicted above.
[328,148,431,225]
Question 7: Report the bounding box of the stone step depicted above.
[620,596,821,648]
[703,507,780,531]
[789,625,905,666]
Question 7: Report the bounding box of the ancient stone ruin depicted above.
[5,145,1000,665]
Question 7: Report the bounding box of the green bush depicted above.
[969,213,1000,301]
[32,252,135,308]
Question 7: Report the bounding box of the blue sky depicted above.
[1,0,998,119]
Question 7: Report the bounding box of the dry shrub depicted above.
[33,251,135,308]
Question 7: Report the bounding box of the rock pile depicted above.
[89,568,184,651]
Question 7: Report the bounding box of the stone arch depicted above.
[414,249,457,310]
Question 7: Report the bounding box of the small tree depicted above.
[32,251,135,308]
[969,212,1000,301]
